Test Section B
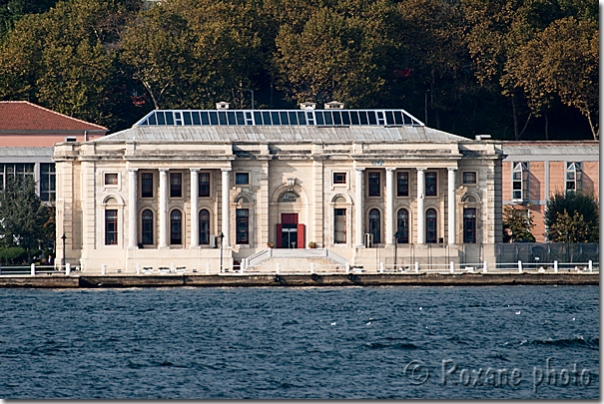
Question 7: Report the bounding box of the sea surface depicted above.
[0,285,599,399]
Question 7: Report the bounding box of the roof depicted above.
[96,108,471,143]
[0,147,54,157]
[502,141,599,159]
[0,101,108,132]
[97,124,471,143]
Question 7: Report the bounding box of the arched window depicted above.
[463,208,476,244]
[278,191,298,202]
[396,209,409,244]
[105,209,118,245]
[141,209,153,245]
[368,209,381,244]
[199,209,210,245]
[426,209,437,243]
[170,210,182,245]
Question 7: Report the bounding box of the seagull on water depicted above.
[515,310,521,315]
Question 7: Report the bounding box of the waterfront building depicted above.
[501,141,599,242]
[53,103,504,273]
[0,101,107,202]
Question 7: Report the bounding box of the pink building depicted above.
[0,101,107,201]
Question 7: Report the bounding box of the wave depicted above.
[363,342,419,350]
[520,336,598,348]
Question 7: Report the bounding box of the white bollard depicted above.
[66,263,71,276]
[31,263,35,276]
[482,261,487,273]
[554,260,558,273]
[206,263,210,275]
[101,264,106,275]
[170,263,175,274]
[276,262,280,274]
[310,263,315,274]
[588,260,592,273]
[450,261,454,274]
[414,262,419,273]
[136,263,140,275]
[379,262,384,273]
[518,260,522,273]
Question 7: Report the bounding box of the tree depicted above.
[545,191,599,242]
[502,205,535,242]
[0,176,50,263]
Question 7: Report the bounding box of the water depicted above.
[0,285,598,399]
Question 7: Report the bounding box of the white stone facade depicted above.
[53,108,503,273]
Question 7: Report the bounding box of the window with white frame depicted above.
[566,162,582,193]
[40,163,56,202]
[512,162,529,202]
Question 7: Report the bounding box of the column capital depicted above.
[128,168,138,173]
[355,167,365,173]
[416,167,427,172]
[448,167,457,172]
[190,168,199,173]
[221,168,232,173]
[159,168,169,173]
[386,167,396,172]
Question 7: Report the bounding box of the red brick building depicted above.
[501,141,599,242]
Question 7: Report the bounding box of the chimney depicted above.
[216,101,230,110]
[324,101,344,109]
[299,102,316,110]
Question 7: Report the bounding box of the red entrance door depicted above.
[276,214,305,248]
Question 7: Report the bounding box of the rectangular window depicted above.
[105,209,118,245]
[425,172,437,196]
[333,172,347,185]
[236,209,249,244]
[397,172,408,196]
[463,208,476,244]
[141,173,153,198]
[334,208,346,243]
[566,162,582,193]
[235,172,249,185]
[40,163,56,202]
[199,172,210,197]
[512,162,529,201]
[170,173,182,197]
[104,173,118,186]
[368,172,381,197]
[463,172,477,185]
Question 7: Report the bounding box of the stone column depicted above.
[385,168,395,245]
[448,168,456,245]
[355,167,365,247]
[128,169,138,248]
[416,168,425,244]
[190,169,199,248]
[221,168,231,247]
[158,168,168,248]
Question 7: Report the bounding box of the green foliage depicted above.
[0,0,598,139]
[0,246,26,264]
[502,205,535,242]
[545,192,599,242]
[0,176,51,263]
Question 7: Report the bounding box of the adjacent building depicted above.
[501,141,599,242]
[0,101,108,202]
[53,103,504,273]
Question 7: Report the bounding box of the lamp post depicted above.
[61,233,66,269]
[219,232,225,273]
[393,231,399,271]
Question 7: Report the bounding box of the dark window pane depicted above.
[342,111,350,125]
[236,209,249,244]
[141,173,153,198]
[209,112,218,125]
[324,112,333,125]
[199,209,210,244]
[262,111,271,125]
[142,210,153,245]
[165,112,174,125]
[235,172,249,185]
[315,112,324,125]
[333,172,346,184]
[368,172,381,196]
[271,111,280,125]
[227,111,236,125]
[199,112,208,125]
[254,111,262,124]
[463,172,476,184]
[426,209,437,243]
[199,172,210,197]
[368,112,377,125]
[170,210,182,245]
[288,111,298,125]
[235,111,245,125]
[359,111,368,125]
[183,112,192,125]
[280,111,289,125]
[105,209,118,245]
[385,111,394,125]
[156,112,166,125]
[425,172,437,196]
[463,208,476,243]
[297,111,306,125]
[394,111,404,125]
[397,172,408,196]
[397,209,409,244]
[369,209,381,244]
[170,173,182,197]
[334,208,346,243]
[148,113,157,125]
[350,111,359,125]
[218,111,227,125]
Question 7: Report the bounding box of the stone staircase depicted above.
[242,248,349,274]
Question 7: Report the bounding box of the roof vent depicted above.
[324,101,344,109]
[474,134,492,141]
[300,102,316,110]
[216,101,230,110]
[65,136,77,142]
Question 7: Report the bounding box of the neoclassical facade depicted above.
[53,105,504,273]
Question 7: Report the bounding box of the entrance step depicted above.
[242,248,348,273]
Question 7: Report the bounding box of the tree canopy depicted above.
[0,0,598,139]
[0,176,52,262]
[545,191,599,243]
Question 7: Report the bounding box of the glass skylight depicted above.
[134,109,424,127]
